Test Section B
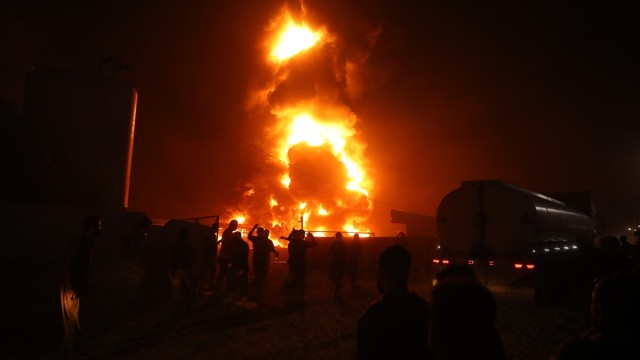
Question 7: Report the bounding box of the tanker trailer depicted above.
[434,180,597,305]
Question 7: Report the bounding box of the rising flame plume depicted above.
[227,4,376,245]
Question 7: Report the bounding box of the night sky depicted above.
[2,0,638,235]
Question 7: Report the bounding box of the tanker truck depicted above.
[433,180,597,305]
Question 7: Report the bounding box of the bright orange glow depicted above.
[442,259,450,264]
[270,20,322,62]
[526,264,535,270]
[280,175,291,188]
[287,114,348,150]
[514,263,523,269]
[274,106,370,232]
[433,259,440,264]
[307,227,329,238]
[229,212,247,226]
[230,6,375,240]
[343,225,368,236]
[277,111,370,198]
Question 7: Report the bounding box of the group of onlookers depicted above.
[357,243,506,359]
[63,214,640,359]
[551,234,640,359]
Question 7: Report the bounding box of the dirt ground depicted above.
[28,260,588,360]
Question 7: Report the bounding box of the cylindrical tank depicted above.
[22,67,137,210]
[436,180,596,257]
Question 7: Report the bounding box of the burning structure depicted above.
[226,3,381,241]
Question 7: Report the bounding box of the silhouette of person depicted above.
[592,236,629,293]
[396,231,408,248]
[248,224,279,301]
[170,227,195,314]
[357,244,431,359]
[430,263,505,360]
[60,215,102,357]
[619,235,632,261]
[196,219,219,292]
[141,224,172,307]
[552,268,640,360]
[631,239,640,276]
[228,231,250,305]
[347,232,363,288]
[281,228,317,308]
[215,219,238,294]
[329,231,347,298]
[265,230,277,265]
[125,216,152,309]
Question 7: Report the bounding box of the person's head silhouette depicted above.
[229,219,238,231]
[376,244,411,295]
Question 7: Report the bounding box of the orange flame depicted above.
[233,6,373,239]
[270,20,323,62]
[277,111,369,198]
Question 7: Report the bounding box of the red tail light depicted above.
[467,259,474,265]
[488,260,494,267]
[442,259,450,264]
[514,263,523,269]
[526,264,535,270]
[432,258,440,264]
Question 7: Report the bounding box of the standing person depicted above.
[264,230,277,271]
[124,216,152,309]
[619,235,632,261]
[430,264,505,360]
[142,225,172,307]
[281,228,317,308]
[229,231,250,305]
[347,232,363,289]
[329,232,347,299]
[60,215,102,357]
[395,231,408,248]
[170,227,195,315]
[551,267,640,360]
[357,244,431,359]
[196,219,219,293]
[247,224,279,301]
[215,219,238,294]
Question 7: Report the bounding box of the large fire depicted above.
[270,20,322,62]
[228,5,375,245]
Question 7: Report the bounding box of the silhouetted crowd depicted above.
[357,233,640,360]
[62,216,640,359]
[551,234,640,360]
[356,242,505,360]
[115,220,362,318]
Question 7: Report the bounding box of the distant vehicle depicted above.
[434,180,597,305]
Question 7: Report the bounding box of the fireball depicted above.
[232,5,375,240]
[270,21,323,62]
